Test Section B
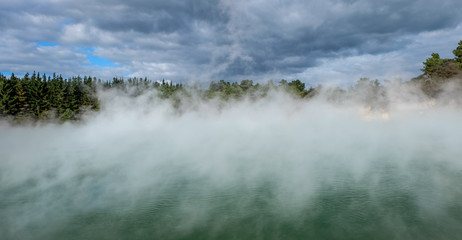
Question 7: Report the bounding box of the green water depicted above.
[1,158,462,240]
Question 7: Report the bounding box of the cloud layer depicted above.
[1,0,462,84]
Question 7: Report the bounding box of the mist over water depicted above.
[1,87,462,239]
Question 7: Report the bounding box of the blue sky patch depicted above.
[36,41,57,47]
[124,72,136,77]
[86,54,116,67]
[1,72,12,76]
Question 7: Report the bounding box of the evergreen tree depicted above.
[288,80,305,93]
[15,81,28,120]
[71,79,84,112]
[0,74,7,115]
[453,40,462,64]
[48,74,64,111]
[239,80,253,91]
[61,80,72,112]
[421,53,444,76]
[27,72,50,118]
[6,74,19,115]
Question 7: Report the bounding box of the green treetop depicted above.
[453,40,462,64]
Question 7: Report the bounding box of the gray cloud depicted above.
[0,0,461,83]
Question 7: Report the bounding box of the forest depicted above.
[1,40,461,123]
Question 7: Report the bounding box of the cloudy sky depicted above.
[1,0,461,85]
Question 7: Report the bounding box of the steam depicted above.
[1,82,462,239]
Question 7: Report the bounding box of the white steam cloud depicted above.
[1,84,462,239]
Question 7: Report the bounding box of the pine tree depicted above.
[453,40,462,64]
[0,75,7,115]
[15,81,28,120]
[6,74,19,115]
[421,53,444,76]
[36,73,50,119]
[62,80,72,113]
[28,72,46,118]
[71,79,84,112]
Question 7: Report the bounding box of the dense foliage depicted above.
[0,73,316,123]
[413,40,462,96]
[1,41,461,123]
[0,72,100,122]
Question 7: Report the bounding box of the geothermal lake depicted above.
[1,97,462,239]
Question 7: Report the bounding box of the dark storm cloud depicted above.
[0,0,461,82]
[89,0,229,34]
[27,0,227,38]
[218,0,462,77]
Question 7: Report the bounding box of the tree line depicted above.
[0,72,100,122]
[0,73,318,123]
[0,73,187,122]
[1,41,461,123]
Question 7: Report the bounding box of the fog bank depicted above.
[1,87,462,239]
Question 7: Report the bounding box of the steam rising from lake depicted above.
[1,87,462,239]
